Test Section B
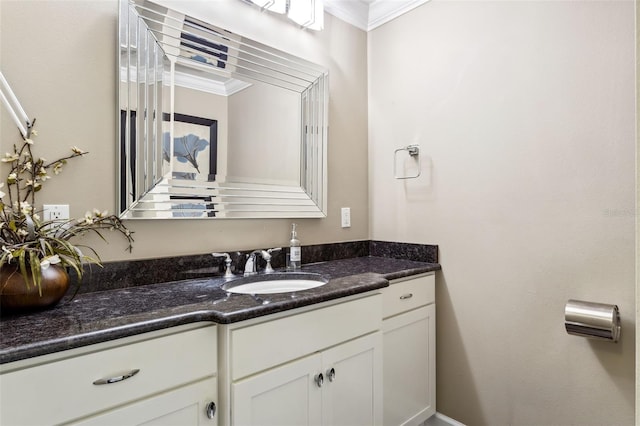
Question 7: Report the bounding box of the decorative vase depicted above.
[0,265,70,313]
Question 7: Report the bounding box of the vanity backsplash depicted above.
[73,240,438,295]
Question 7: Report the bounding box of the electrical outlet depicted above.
[43,204,70,221]
[341,207,351,228]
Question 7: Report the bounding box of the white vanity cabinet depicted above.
[382,273,436,426]
[0,323,218,426]
[1,271,436,426]
[219,293,383,426]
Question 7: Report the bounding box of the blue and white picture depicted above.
[162,113,218,181]
[163,133,208,174]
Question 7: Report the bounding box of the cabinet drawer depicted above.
[230,294,382,380]
[74,376,218,426]
[1,324,217,425]
[382,274,434,319]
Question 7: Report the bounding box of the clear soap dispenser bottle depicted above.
[289,223,301,271]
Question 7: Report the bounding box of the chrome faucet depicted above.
[243,250,264,276]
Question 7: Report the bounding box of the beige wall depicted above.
[369,1,635,424]
[0,0,369,261]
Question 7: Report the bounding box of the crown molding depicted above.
[367,0,430,30]
[324,0,430,32]
[323,0,370,31]
[173,71,252,96]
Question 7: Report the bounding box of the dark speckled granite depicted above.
[0,243,440,364]
[303,240,371,263]
[75,240,436,294]
[370,240,438,263]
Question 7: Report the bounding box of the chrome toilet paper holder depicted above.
[565,299,620,343]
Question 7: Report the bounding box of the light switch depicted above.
[341,207,351,228]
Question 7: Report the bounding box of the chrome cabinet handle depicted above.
[315,373,324,388]
[206,401,217,420]
[400,293,413,300]
[326,367,336,382]
[93,369,140,385]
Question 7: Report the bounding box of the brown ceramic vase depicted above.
[0,265,70,313]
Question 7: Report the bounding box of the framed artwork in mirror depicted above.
[170,195,216,218]
[163,113,218,181]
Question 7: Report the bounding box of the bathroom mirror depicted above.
[118,0,328,219]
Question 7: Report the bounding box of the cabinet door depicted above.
[321,332,383,426]
[74,377,218,426]
[232,353,322,426]
[383,304,436,426]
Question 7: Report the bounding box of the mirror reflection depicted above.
[118,0,328,218]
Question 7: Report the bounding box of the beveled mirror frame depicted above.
[118,0,328,219]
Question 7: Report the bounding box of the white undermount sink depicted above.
[221,272,328,295]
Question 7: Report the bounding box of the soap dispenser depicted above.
[289,223,301,271]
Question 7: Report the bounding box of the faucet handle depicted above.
[264,247,281,273]
[211,253,235,279]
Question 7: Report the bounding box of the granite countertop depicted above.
[0,256,440,364]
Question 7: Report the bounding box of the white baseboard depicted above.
[426,412,467,426]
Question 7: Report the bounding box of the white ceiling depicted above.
[324,0,430,32]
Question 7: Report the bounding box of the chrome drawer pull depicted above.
[400,293,413,300]
[315,373,324,388]
[93,369,140,385]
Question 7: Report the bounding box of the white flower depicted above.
[19,201,32,215]
[33,213,40,221]
[53,162,63,175]
[92,208,108,218]
[16,229,28,237]
[24,138,34,145]
[1,153,19,163]
[7,173,17,183]
[30,129,38,137]
[0,182,4,199]
[40,254,61,270]
[71,146,86,155]
[83,211,94,225]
